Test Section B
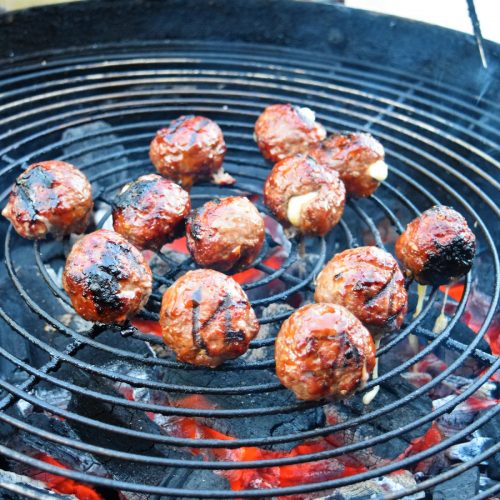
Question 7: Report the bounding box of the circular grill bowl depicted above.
[0,4,499,498]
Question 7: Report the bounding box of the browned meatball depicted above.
[2,161,93,240]
[263,155,346,236]
[308,132,387,198]
[186,196,265,273]
[395,206,476,286]
[112,174,190,250]
[149,115,229,188]
[254,104,326,163]
[160,269,259,367]
[275,303,376,401]
[314,246,408,336]
[62,230,152,324]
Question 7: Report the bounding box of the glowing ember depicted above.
[398,422,443,473]
[31,453,102,500]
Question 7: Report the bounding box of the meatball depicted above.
[2,160,93,240]
[308,132,387,198]
[254,104,326,163]
[62,230,152,324]
[263,155,346,236]
[149,115,229,188]
[275,303,376,401]
[160,269,259,367]
[395,206,476,286]
[112,174,190,250]
[314,246,408,336]
[186,196,265,273]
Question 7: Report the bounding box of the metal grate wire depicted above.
[0,40,498,498]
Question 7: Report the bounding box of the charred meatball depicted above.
[275,303,376,401]
[62,230,152,324]
[186,196,265,273]
[395,206,476,286]
[263,155,346,236]
[2,160,93,240]
[315,246,408,336]
[149,115,229,188]
[160,269,259,367]
[112,174,190,250]
[254,104,326,163]
[308,132,387,198]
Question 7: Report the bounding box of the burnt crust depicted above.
[113,179,157,210]
[420,235,476,286]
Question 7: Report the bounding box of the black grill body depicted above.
[0,1,498,498]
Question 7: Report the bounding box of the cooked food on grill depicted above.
[254,103,326,163]
[275,303,376,401]
[308,132,387,198]
[186,196,265,273]
[263,155,346,236]
[62,229,152,324]
[395,206,476,286]
[160,269,259,367]
[112,174,190,250]
[2,160,93,240]
[314,246,408,336]
[149,115,231,188]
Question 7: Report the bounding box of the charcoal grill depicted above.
[0,1,499,498]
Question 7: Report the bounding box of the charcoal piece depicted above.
[432,466,479,499]
[161,366,325,452]
[329,376,432,460]
[8,412,106,479]
[324,470,424,499]
[480,413,500,480]
[62,120,129,187]
[66,367,198,490]
[0,468,74,499]
[446,436,494,463]
[247,303,294,362]
[155,467,230,500]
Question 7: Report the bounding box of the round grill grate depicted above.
[0,41,498,499]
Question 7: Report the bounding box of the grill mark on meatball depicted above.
[187,118,211,147]
[113,179,157,210]
[15,166,57,218]
[191,287,206,350]
[385,302,407,327]
[164,115,195,141]
[82,241,129,314]
[223,295,246,343]
[332,330,361,368]
[363,266,397,307]
[190,290,247,349]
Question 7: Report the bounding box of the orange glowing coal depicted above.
[169,395,367,492]
[398,422,443,474]
[32,453,102,500]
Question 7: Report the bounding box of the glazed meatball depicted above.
[315,246,408,336]
[186,196,265,273]
[2,161,93,240]
[308,132,387,198]
[112,174,190,250]
[275,303,376,401]
[62,230,152,324]
[395,206,476,286]
[263,155,346,236]
[254,104,326,163]
[149,115,230,188]
[160,269,259,367]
